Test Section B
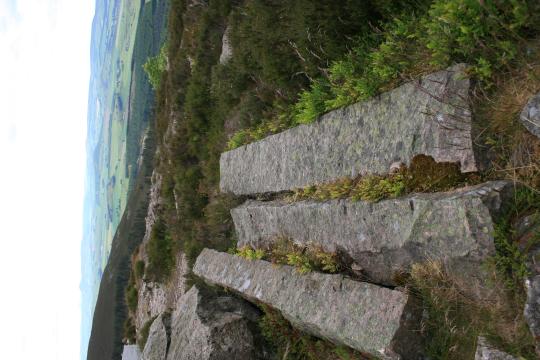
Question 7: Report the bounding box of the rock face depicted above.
[520,92,540,139]
[166,285,267,360]
[220,64,475,195]
[193,249,423,359]
[142,314,170,360]
[136,252,189,330]
[219,25,233,64]
[233,181,514,285]
[475,337,517,360]
[122,345,141,360]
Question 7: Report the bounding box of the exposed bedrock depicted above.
[166,285,269,360]
[193,249,424,359]
[220,64,476,195]
[142,314,170,360]
[233,181,515,286]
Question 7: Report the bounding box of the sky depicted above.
[0,0,94,359]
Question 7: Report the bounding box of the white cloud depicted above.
[0,1,94,359]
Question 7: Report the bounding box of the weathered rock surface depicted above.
[475,337,518,360]
[520,92,540,139]
[194,249,423,359]
[122,345,141,360]
[219,25,233,64]
[166,285,268,360]
[142,314,170,360]
[516,213,540,344]
[221,64,475,195]
[136,252,189,330]
[234,181,514,285]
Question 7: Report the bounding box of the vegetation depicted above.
[227,0,540,149]
[258,304,368,360]
[143,43,168,90]
[288,155,479,203]
[146,217,175,282]
[134,259,145,280]
[235,237,340,275]
[408,187,540,359]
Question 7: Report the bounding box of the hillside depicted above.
[90,1,540,359]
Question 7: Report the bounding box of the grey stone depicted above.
[166,285,267,360]
[520,92,540,139]
[193,249,423,359]
[142,314,170,360]
[233,181,514,285]
[220,64,475,195]
[219,25,233,65]
[475,337,518,360]
[122,345,141,360]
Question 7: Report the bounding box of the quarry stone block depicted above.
[193,249,423,359]
[233,181,514,285]
[520,92,540,139]
[122,345,141,360]
[142,314,170,360]
[220,64,475,195]
[166,285,267,360]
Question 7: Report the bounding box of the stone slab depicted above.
[233,181,514,285]
[193,249,423,359]
[166,285,267,360]
[220,64,475,195]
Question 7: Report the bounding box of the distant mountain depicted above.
[81,0,169,359]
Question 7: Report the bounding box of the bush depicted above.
[134,260,145,280]
[145,217,175,282]
[125,284,138,313]
[143,43,168,90]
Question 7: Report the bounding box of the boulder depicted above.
[520,92,540,139]
[122,345,141,360]
[475,337,518,360]
[221,64,475,195]
[233,181,514,285]
[166,285,268,360]
[142,314,170,360]
[193,249,423,359]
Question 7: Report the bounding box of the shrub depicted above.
[125,284,138,313]
[145,217,175,282]
[134,260,145,280]
[143,43,168,90]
